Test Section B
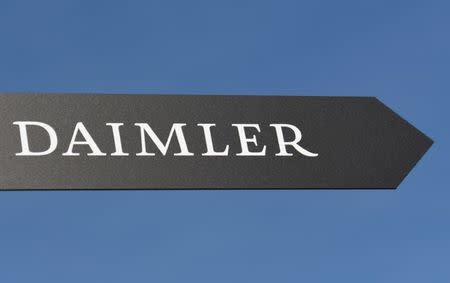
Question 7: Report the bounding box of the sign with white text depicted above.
[0,93,432,190]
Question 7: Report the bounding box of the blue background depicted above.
[0,0,447,282]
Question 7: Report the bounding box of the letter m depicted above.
[134,123,193,156]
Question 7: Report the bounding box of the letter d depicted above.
[13,121,58,156]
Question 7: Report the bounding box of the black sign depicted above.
[0,93,432,190]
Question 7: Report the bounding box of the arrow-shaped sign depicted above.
[0,93,432,190]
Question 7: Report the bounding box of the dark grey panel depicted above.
[0,93,433,190]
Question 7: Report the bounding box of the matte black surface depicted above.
[0,93,432,190]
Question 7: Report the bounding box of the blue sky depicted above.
[0,0,448,282]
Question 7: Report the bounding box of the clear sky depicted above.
[0,0,448,282]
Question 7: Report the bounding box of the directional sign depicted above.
[0,93,432,190]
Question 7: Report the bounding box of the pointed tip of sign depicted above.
[372,97,433,189]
